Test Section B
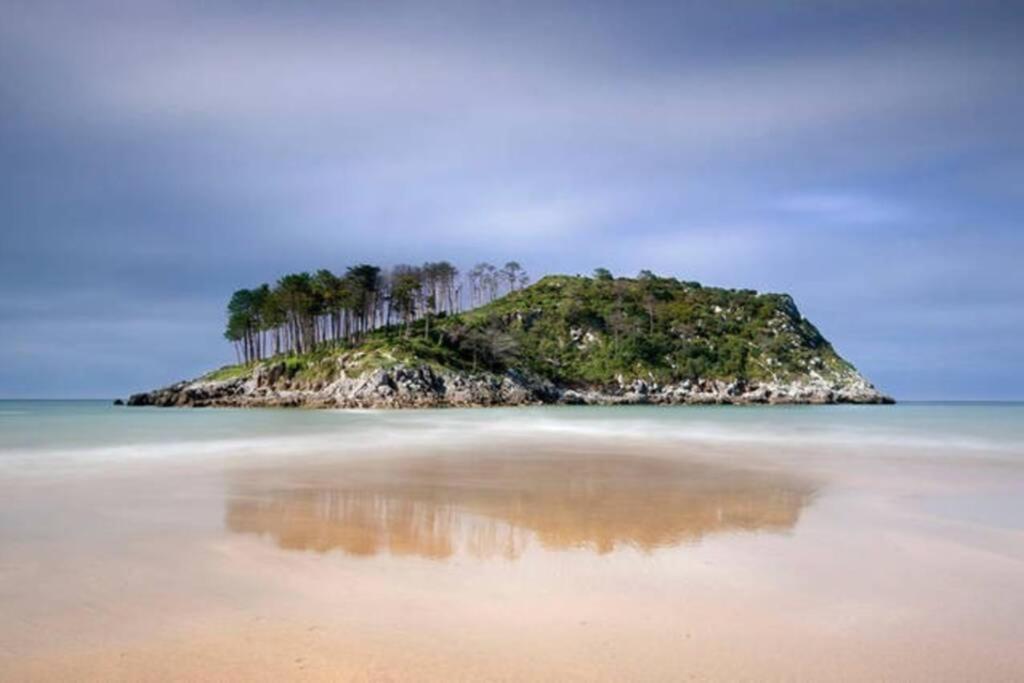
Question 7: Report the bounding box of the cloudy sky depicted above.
[2,0,1022,399]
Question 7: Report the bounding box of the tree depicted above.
[312,269,341,346]
[345,264,381,339]
[390,265,422,336]
[434,261,459,312]
[469,262,499,305]
[223,304,249,365]
[226,288,261,364]
[482,263,499,301]
[638,271,667,335]
[276,273,315,354]
[249,283,272,360]
[422,260,460,314]
[259,286,286,356]
[452,323,518,372]
[593,267,613,281]
[501,261,524,292]
[467,264,482,307]
[221,258,527,362]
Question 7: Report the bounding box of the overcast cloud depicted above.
[2,0,1022,399]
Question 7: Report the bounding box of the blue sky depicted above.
[1,0,1022,399]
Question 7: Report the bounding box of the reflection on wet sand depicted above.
[226,451,817,559]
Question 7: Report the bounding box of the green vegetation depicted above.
[222,261,527,365]
[212,270,856,388]
[438,274,852,384]
[202,364,252,382]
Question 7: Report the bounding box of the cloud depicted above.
[1,0,1022,398]
[6,2,1017,156]
[777,193,913,225]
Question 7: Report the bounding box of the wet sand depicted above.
[2,430,1023,681]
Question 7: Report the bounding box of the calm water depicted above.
[2,401,1023,680]
[3,400,1023,461]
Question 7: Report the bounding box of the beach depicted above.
[1,402,1023,681]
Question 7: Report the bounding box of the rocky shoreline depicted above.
[127,362,893,408]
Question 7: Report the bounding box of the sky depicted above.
[1,0,1022,400]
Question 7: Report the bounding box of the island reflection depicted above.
[225,452,817,560]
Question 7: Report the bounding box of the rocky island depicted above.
[129,271,891,408]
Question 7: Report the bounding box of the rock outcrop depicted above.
[127,361,891,408]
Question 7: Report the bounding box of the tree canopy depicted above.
[223,260,528,364]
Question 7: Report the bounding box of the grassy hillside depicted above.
[203,274,858,387]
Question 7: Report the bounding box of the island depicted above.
[128,266,892,408]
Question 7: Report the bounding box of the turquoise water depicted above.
[1,401,1022,463]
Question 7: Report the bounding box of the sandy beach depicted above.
[1,405,1023,681]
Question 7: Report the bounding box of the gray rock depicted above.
[127,362,893,409]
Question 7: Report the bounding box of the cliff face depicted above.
[128,275,893,408]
